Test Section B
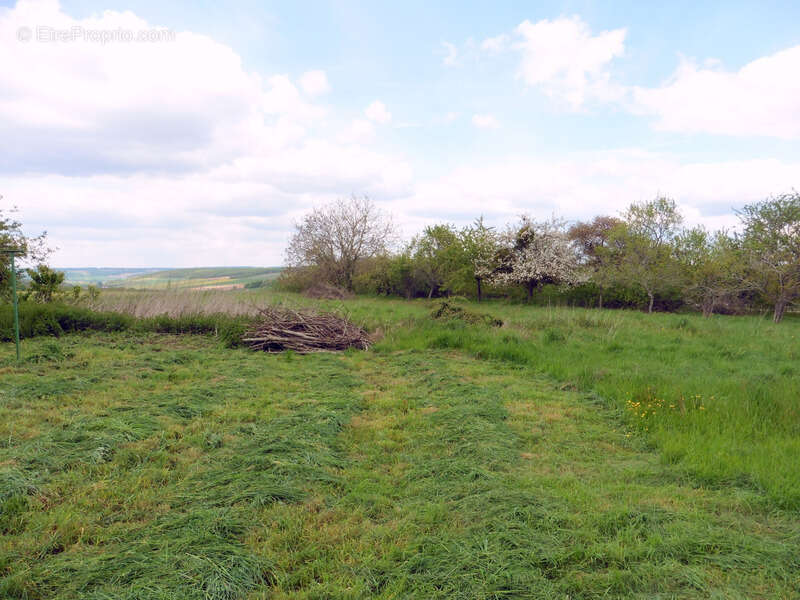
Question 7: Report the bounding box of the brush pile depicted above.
[242,306,370,353]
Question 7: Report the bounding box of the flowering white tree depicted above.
[461,217,498,301]
[491,216,582,301]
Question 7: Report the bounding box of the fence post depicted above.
[11,252,20,361]
[2,248,22,361]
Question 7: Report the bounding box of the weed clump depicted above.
[431,301,503,327]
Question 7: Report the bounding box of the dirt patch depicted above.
[304,283,354,300]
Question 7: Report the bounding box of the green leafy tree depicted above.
[603,197,683,313]
[409,224,465,298]
[738,191,800,323]
[24,264,65,303]
[1,197,52,300]
[675,228,749,317]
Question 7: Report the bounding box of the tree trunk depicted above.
[598,291,603,309]
[702,302,713,318]
[773,300,787,323]
[476,277,482,302]
[428,285,434,299]
[527,280,535,303]
[647,292,654,314]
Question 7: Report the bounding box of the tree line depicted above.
[282,192,800,323]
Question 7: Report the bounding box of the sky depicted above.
[1,0,799,267]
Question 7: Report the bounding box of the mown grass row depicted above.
[0,334,366,599]
[1,334,798,598]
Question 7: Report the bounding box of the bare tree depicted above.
[286,195,396,290]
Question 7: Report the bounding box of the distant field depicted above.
[62,267,283,289]
[109,266,283,289]
[59,267,162,285]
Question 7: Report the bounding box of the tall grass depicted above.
[383,304,800,508]
[88,288,264,317]
[0,302,249,347]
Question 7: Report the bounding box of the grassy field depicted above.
[1,292,799,598]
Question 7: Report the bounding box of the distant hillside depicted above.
[60,268,162,285]
[103,266,283,289]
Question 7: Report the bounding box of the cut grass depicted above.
[1,332,799,598]
[18,289,800,507]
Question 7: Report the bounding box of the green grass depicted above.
[48,290,800,507]
[0,302,249,347]
[379,303,800,509]
[1,293,800,597]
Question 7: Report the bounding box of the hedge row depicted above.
[0,303,250,347]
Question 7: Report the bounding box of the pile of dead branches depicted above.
[242,306,370,353]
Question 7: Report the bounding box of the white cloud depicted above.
[8,145,798,267]
[471,113,499,129]
[260,74,327,120]
[393,151,800,238]
[299,69,330,96]
[480,34,508,54]
[441,41,458,66]
[365,100,392,123]
[513,16,626,109]
[632,46,800,139]
[0,0,279,172]
[4,2,798,268]
[338,119,375,144]
[0,0,413,267]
